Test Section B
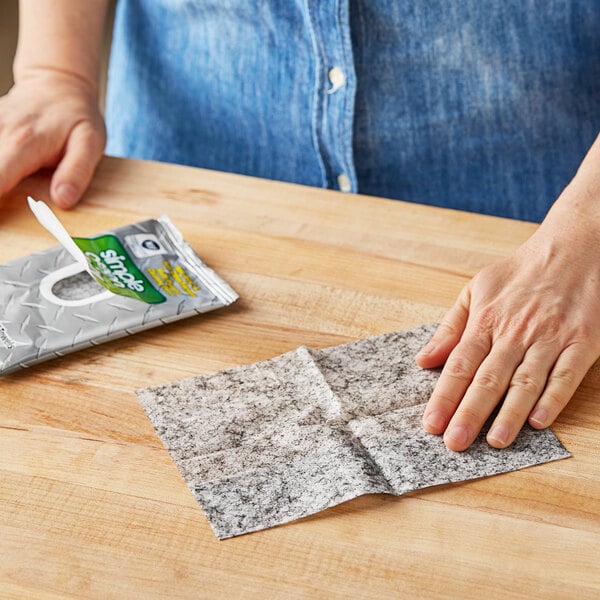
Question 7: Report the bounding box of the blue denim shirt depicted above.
[106,1,600,222]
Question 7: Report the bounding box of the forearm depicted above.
[14,0,111,96]
[542,133,600,234]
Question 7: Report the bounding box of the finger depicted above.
[528,343,593,429]
[443,341,523,451]
[50,120,105,209]
[422,330,491,435]
[416,285,470,369]
[486,343,556,448]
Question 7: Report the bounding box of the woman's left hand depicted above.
[417,133,600,450]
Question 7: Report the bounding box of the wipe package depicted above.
[0,198,238,375]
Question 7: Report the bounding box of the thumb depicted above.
[416,285,470,368]
[50,120,106,209]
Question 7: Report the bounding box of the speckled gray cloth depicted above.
[136,323,570,539]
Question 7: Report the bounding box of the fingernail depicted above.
[417,342,436,357]
[529,408,549,427]
[488,424,510,446]
[444,424,470,449]
[55,183,78,208]
[423,410,446,432]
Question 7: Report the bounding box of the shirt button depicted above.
[328,66,346,93]
[337,173,352,193]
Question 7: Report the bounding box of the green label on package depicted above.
[73,234,166,304]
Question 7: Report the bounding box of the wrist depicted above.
[12,65,100,101]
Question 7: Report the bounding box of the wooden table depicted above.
[1,157,598,599]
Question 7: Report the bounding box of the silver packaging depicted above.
[0,215,238,375]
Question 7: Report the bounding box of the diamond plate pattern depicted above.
[1,218,238,375]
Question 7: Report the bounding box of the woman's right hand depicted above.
[0,69,106,209]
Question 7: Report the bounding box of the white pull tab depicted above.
[27,196,88,269]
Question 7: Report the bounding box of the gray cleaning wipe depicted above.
[0,216,238,375]
[136,323,570,539]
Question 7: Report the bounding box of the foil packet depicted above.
[0,198,238,375]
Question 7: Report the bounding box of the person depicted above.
[1,0,599,452]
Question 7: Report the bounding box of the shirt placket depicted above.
[305,0,357,193]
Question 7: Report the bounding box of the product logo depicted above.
[125,233,167,258]
[0,323,16,350]
[142,239,161,251]
[73,235,166,304]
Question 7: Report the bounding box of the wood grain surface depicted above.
[0,157,598,599]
